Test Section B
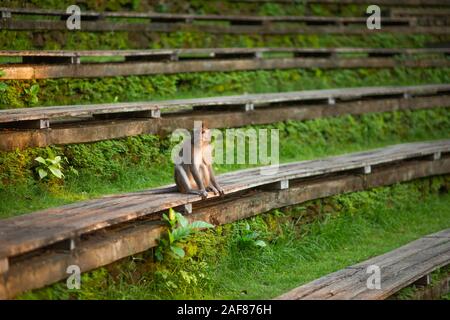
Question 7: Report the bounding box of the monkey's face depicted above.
[201,127,212,142]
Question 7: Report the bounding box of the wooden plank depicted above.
[0,7,412,24]
[231,0,450,6]
[0,140,449,262]
[1,17,447,34]
[0,258,8,274]
[0,84,448,123]
[1,155,449,299]
[1,48,448,59]
[2,55,449,80]
[0,92,449,151]
[276,230,450,300]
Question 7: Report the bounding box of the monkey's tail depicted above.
[102,185,179,199]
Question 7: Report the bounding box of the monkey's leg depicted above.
[206,185,219,195]
[207,165,225,195]
[175,165,208,199]
[190,164,209,199]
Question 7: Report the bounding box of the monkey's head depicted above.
[192,122,211,145]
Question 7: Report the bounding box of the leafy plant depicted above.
[0,69,7,92]
[34,155,64,180]
[236,223,267,249]
[25,84,40,105]
[155,208,214,261]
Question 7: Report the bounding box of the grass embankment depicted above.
[18,176,450,299]
[1,29,449,51]
[2,67,450,108]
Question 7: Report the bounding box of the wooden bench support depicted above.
[125,54,177,62]
[294,51,334,58]
[368,52,398,58]
[362,165,372,174]
[229,20,264,26]
[261,179,289,191]
[214,52,262,60]
[52,238,77,252]
[175,203,193,215]
[244,103,254,112]
[433,152,442,161]
[1,10,11,19]
[0,119,50,129]
[328,97,336,105]
[0,258,9,275]
[93,109,160,120]
[22,56,80,64]
[193,103,254,112]
[413,274,431,287]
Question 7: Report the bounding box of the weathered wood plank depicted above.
[1,48,449,80]
[1,92,449,151]
[0,140,449,262]
[1,17,447,34]
[0,7,413,23]
[0,84,448,123]
[231,0,450,6]
[276,230,450,300]
[1,155,448,299]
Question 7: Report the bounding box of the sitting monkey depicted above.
[106,123,224,199]
[174,123,224,199]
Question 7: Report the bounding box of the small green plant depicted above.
[0,70,7,92]
[155,208,214,261]
[236,223,267,249]
[34,155,65,180]
[25,84,39,105]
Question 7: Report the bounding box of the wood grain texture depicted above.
[1,9,447,34]
[0,85,449,151]
[1,84,448,123]
[1,48,450,80]
[276,229,450,300]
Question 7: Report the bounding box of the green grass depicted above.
[1,107,449,219]
[2,67,450,109]
[19,176,450,299]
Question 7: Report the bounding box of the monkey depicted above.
[105,123,224,199]
[174,123,224,199]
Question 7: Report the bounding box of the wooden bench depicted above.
[230,0,450,6]
[1,7,447,34]
[0,140,449,298]
[1,84,449,127]
[276,229,450,300]
[1,48,450,80]
[1,84,449,151]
